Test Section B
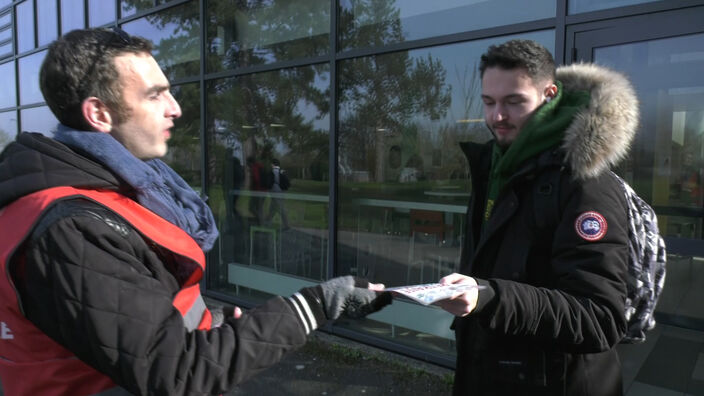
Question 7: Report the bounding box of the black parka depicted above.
[453,63,640,396]
[0,132,320,395]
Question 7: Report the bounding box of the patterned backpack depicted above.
[612,171,667,343]
[534,168,667,343]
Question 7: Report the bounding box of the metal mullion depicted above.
[31,0,36,48]
[555,0,567,64]
[327,0,337,281]
[198,0,208,292]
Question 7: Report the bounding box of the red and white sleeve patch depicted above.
[574,211,608,241]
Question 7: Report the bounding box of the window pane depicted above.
[121,0,199,81]
[121,0,171,18]
[569,0,659,14]
[0,28,10,41]
[336,30,554,355]
[594,33,704,243]
[340,0,555,51]
[0,41,10,58]
[206,64,331,298]
[206,0,329,72]
[163,83,202,190]
[0,110,17,151]
[0,60,15,108]
[20,106,58,136]
[0,0,11,10]
[16,1,34,53]
[89,0,116,27]
[18,50,46,105]
[61,0,85,34]
[0,10,10,26]
[37,0,58,46]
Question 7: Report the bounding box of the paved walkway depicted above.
[226,331,454,395]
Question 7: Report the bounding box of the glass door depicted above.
[571,6,704,395]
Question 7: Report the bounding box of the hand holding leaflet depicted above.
[387,282,486,306]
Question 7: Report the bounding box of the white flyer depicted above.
[386,282,485,305]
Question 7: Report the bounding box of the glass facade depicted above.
[3,0,704,391]
[61,0,85,34]
[121,0,200,81]
[37,0,58,47]
[339,0,554,50]
[206,64,331,297]
[20,105,57,135]
[0,60,15,109]
[0,9,10,58]
[18,50,45,105]
[89,0,116,27]
[205,0,330,71]
[0,110,16,151]
[569,0,660,14]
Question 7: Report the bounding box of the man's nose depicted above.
[491,104,507,122]
[166,92,182,119]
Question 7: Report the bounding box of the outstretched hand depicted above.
[319,276,392,320]
[433,273,479,317]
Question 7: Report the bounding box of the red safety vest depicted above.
[0,187,212,396]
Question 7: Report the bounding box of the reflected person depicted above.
[0,28,391,396]
[266,158,290,229]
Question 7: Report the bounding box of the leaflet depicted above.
[386,282,485,306]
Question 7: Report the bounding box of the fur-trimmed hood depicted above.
[557,63,639,180]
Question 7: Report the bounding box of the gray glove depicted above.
[319,275,391,320]
[296,276,392,326]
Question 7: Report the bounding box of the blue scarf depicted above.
[54,125,219,252]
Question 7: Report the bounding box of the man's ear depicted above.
[545,83,558,99]
[81,97,113,132]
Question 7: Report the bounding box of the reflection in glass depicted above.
[89,0,116,27]
[37,0,58,46]
[0,110,17,152]
[16,0,34,53]
[569,0,659,14]
[19,51,46,105]
[163,83,201,190]
[121,1,200,81]
[20,106,58,136]
[0,61,15,109]
[121,0,169,18]
[594,33,704,240]
[339,0,554,51]
[337,30,554,356]
[0,0,10,10]
[206,64,330,298]
[61,0,85,34]
[206,0,329,72]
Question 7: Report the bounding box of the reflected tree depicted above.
[338,1,451,183]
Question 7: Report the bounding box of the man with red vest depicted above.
[0,28,390,396]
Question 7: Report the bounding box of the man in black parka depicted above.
[434,40,638,395]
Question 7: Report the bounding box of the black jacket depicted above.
[453,63,639,396]
[0,132,324,395]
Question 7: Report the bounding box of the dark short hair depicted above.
[479,39,555,84]
[39,28,153,130]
